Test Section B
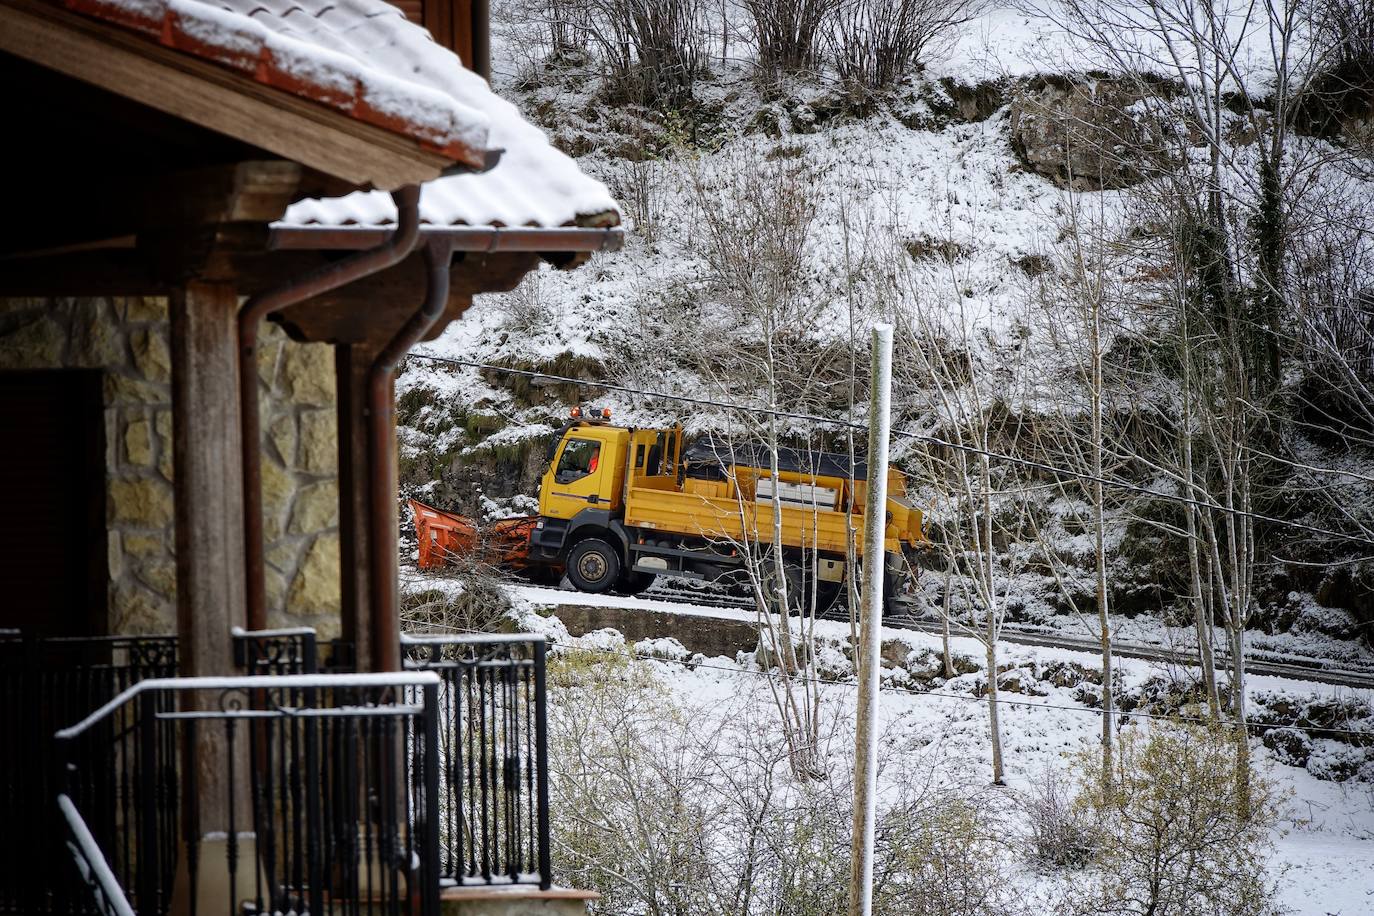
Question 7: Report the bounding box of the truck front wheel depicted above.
[567,538,621,593]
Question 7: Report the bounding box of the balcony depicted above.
[1,629,592,916]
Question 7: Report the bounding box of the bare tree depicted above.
[829,0,984,97]
[1025,190,1130,793]
[1021,0,1352,821]
[682,146,854,778]
[742,0,831,76]
[891,232,1040,786]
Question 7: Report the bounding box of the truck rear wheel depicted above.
[567,538,621,593]
[761,561,842,615]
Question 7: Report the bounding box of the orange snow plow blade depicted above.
[408,499,538,570]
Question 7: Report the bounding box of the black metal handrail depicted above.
[232,626,319,676]
[0,633,177,916]
[55,672,443,916]
[402,633,551,890]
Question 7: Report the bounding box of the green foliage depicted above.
[875,791,1012,916]
[487,352,607,408]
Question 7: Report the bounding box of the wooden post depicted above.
[169,281,249,869]
[336,341,381,671]
[170,280,246,677]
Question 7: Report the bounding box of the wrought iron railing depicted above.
[232,626,319,675]
[14,628,556,913]
[54,673,443,916]
[402,633,551,890]
[0,634,177,915]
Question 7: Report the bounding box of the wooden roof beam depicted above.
[0,161,304,260]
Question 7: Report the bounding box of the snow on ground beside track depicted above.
[509,585,1374,698]
[493,582,1374,914]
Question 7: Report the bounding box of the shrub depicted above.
[400,564,514,635]
[876,785,1013,915]
[577,0,708,107]
[548,653,1019,915]
[830,0,984,98]
[744,0,831,76]
[1068,723,1282,916]
[1020,767,1095,870]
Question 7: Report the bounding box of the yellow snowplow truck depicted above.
[413,408,926,610]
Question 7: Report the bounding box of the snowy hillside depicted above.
[399,0,1374,646]
[398,2,1374,911]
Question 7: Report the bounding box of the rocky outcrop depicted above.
[1010,75,1175,190]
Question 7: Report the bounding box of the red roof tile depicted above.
[53,0,491,168]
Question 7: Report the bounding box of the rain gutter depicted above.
[367,237,455,671]
[238,186,423,631]
[269,224,624,254]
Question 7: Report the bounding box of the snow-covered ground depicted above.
[508,586,1374,914]
[402,569,1374,913]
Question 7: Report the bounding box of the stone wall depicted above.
[0,296,342,638]
[253,321,342,637]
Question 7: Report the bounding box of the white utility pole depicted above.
[849,323,893,916]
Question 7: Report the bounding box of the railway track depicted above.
[538,583,1374,691]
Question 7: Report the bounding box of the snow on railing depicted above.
[56,795,136,916]
[54,671,441,740]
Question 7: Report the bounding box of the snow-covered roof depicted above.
[279,141,622,229]
[61,0,489,163]
[62,0,620,230]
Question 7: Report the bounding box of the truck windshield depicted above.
[555,438,600,484]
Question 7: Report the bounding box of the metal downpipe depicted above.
[366,238,454,671]
[238,186,423,631]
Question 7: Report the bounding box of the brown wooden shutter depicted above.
[388,0,490,79]
[392,0,422,23]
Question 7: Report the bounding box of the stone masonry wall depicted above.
[0,297,342,638]
[253,320,342,637]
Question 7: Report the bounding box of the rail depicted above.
[402,633,552,890]
[232,625,319,675]
[0,633,177,915]
[54,672,443,916]
[56,795,135,916]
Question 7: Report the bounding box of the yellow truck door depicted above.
[539,428,627,520]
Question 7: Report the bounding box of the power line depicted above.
[404,351,1374,548]
[398,614,1374,739]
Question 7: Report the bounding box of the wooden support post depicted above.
[170,280,246,677]
[337,341,383,671]
[169,281,249,857]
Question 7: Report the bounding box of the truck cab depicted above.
[539,421,630,520]
[528,412,644,591]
